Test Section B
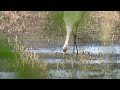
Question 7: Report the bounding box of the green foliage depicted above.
[16,63,47,79]
[46,11,65,37]
[0,37,16,60]
[49,11,64,25]
[0,36,47,78]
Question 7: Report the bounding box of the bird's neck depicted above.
[63,25,73,49]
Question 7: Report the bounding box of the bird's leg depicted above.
[73,26,79,55]
[75,31,78,55]
[63,25,73,55]
[73,34,78,54]
[75,34,79,60]
[72,31,78,61]
[75,35,79,55]
[72,32,76,54]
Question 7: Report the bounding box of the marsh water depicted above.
[1,42,120,79]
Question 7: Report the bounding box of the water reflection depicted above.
[1,43,120,79]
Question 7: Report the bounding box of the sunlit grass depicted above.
[7,35,48,78]
[0,35,48,78]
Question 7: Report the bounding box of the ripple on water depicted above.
[25,44,120,79]
[40,58,120,64]
[26,45,120,54]
[48,68,120,79]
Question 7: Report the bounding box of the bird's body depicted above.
[63,11,87,54]
[63,11,83,26]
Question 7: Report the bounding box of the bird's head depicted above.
[63,47,67,56]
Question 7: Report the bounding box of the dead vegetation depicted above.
[0,11,120,46]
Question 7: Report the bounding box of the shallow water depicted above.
[1,43,120,79]
[26,43,120,79]
[26,44,120,65]
[26,44,120,54]
[0,72,16,79]
[48,68,120,79]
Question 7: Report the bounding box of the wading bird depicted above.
[63,11,86,55]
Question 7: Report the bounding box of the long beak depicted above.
[63,48,67,58]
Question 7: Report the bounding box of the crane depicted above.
[63,11,87,55]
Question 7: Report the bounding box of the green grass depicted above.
[0,35,48,78]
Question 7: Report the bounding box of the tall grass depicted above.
[0,35,48,78]
[8,35,48,78]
